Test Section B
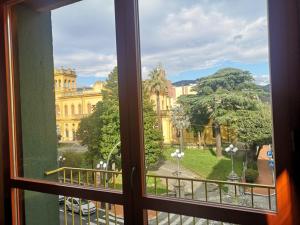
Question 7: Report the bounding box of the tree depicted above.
[77,67,163,170]
[179,68,272,158]
[145,64,168,131]
[76,102,102,168]
[171,105,190,152]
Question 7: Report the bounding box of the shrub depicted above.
[247,161,258,170]
[245,169,259,183]
[60,150,85,168]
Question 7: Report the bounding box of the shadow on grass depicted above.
[208,147,216,157]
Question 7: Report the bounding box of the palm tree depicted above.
[145,65,168,131]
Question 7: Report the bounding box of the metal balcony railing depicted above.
[45,167,276,225]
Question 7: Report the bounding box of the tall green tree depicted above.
[179,68,272,158]
[77,67,163,170]
[145,64,168,131]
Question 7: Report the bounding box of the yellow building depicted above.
[175,84,197,98]
[54,68,104,142]
[54,69,231,145]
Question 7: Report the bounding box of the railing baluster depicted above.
[63,169,67,225]
[86,171,91,225]
[168,212,170,225]
[219,183,222,204]
[114,204,117,225]
[79,171,82,225]
[166,178,169,196]
[178,178,181,198]
[251,186,254,208]
[113,173,116,189]
[156,210,158,225]
[93,171,99,225]
[205,181,208,202]
[79,199,82,225]
[104,170,107,189]
[71,170,75,225]
[154,177,157,195]
[180,214,183,225]
[191,180,194,200]
[70,169,73,184]
[44,167,277,221]
[234,184,237,197]
[71,197,75,225]
[268,188,271,210]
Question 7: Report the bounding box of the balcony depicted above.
[46,167,276,225]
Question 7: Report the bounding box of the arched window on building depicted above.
[87,103,92,114]
[64,105,68,116]
[59,80,61,88]
[78,104,82,115]
[65,129,69,138]
[71,104,75,115]
[72,80,75,89]
[64,80,67,88]
[68,80,71,89]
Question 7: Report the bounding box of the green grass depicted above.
[107,173,166,195]
[163,147,244,181]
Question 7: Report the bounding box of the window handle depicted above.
[130,166,136,189]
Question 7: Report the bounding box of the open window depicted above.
[0,0,299,225]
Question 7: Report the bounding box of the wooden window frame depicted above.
[1,0,300,225]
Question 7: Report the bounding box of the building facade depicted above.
[54,68,104,142]
[55,69,230,145]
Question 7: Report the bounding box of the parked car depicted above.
[66,197,96,216]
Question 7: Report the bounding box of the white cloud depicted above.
[254,75,270,86]
[140,4,269,76]
[52,0,269,79]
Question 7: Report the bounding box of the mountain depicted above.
[172,80,197,87]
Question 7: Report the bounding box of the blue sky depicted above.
[51,0,270,87]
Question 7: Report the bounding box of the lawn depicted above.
[163,147,244,181]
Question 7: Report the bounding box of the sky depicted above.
[51,0,270,87]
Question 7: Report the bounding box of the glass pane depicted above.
[139,0,276,211]
[23,190,124,225]
[147,210,239,225]
[10,1,123,191]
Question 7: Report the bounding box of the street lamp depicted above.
[96,160,109,224]
[171,149,184,177]
[225,144,239,181]
[96,161,107,170]
[96,141,120,225]
[58,156,66,167]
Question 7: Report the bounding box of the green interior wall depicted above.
[14,4,59,225]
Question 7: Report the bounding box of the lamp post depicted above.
[171,149,184,177]
[57,156,66,182]
[96,160,109,224]
[96,141,120,225]
[225,144,239,181]
[58,156,66,168]
[170,149,185,197]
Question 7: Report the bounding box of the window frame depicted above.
[0,0,299,224]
